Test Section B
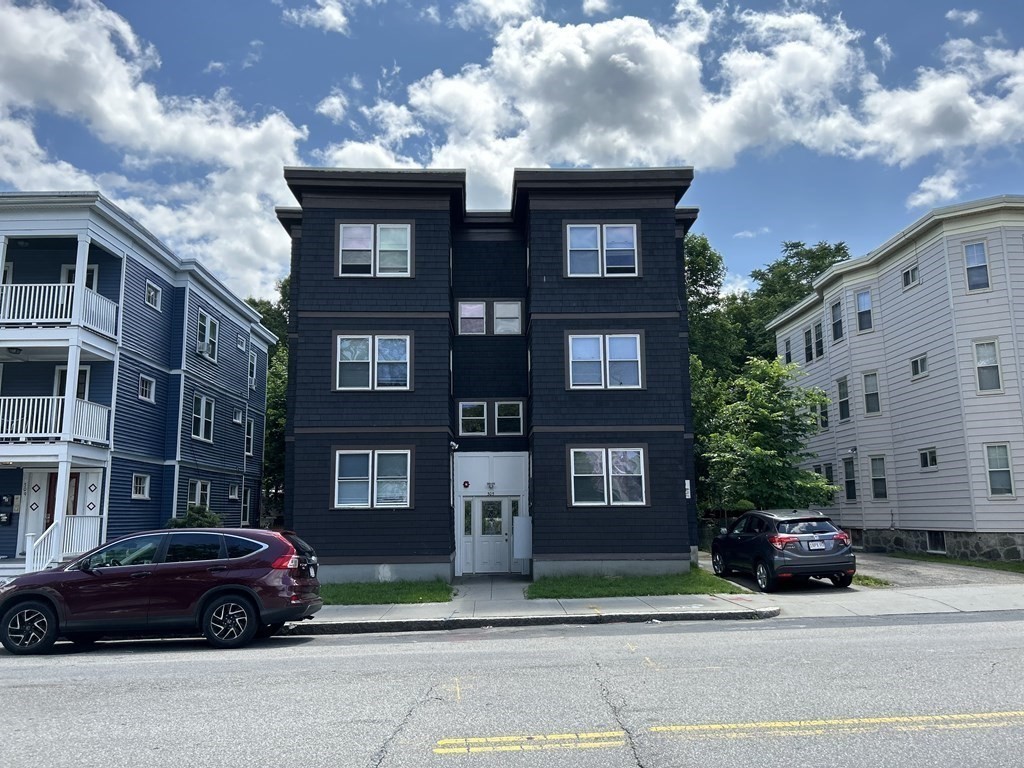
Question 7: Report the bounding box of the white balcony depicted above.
[0,396,110,445]
[0,283,118,338]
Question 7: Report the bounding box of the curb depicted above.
[281,607,781,635]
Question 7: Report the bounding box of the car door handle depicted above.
[207,565,228,572]
[130,571,152,579]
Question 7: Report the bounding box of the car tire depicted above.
[201,595,258,649]
[711,549,730,576]
[255,623,285,639]
[830,573,854,589]
[754,561,777,593]
[1,601,59,655]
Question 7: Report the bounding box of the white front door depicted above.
[464,497,511,574]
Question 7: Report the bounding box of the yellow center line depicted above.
[651,710,1024,733]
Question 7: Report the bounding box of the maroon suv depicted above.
[0,528,322,655]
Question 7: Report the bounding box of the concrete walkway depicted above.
[284,553,1024,636]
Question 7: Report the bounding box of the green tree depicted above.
[702,357,836,511]
[689,355,727,514]
[167,505,222,528]
[684,233,740,377]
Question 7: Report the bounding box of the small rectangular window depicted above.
[237,334,247,351]
[902,264,919,289]
[856,290,873,331]
[228,483,240,500]
[813,323,824,358]
[249,350,258,389]
[871,456,887,499]
[919,448,938,469]
[192,394,214,442]
[245,418,254,456]
[965,242,989,291]
[495,402,523,435]
[241,488,251,525]
[985,444,1013,496]
[843,457,857,500]
[197,310,218,361]
[831,301,843,341]
[823,463,834,484]
[863,373,880,414]
[926,531,946,553]
[804,329,813,363]
[145,281,162,311]
[187,479,211,509]
[974,340,1001,392]
[459,402,487,435]
[459,302,486,335]
[139,375,155,403]
[132,473,150,500]
[232,408,243,425]
[493,302,522,335]
[911,354,928,379]
[837,378,850,421]
[784,339,792,364]
[819,403,829,429]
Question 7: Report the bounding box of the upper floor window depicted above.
[248,350,258,389]
[458,301,522,335]
[241,488,251,525]
[336,334,410,390]
[459,402,486,435]
[843,457,857,500]
[818,403,829,430]
[831,301,843,341]
[813,322,824,358]
[228,483,240,500]
[902,264,919,289]
[138,375,155,403]
[568,334,641,389]
[919,448,938,470]
[232,407,243,425]
[863,373,880,414]
[145,281,162,311]
[985,444,1014,496]
[236,334,247,352]
[837,377,850,420]
[856,290,873,331]
[784,339,792,364]
[804,329,813,363]
[197,310,218,361]
[192,394,214,442]
[338,223,412,277]
[493,302,522,335]
[334,449,410,508]
[566,224,638,277]
[570,447,645,506]
[245,418,254,456]
[965,242,989,291]
[911,354,928,379]
[459,302,485,335]
[495,402,524,435]
[187,479,210,509]
[871,456,888,499]
[974,340,1001,392]
[131,473,150,500]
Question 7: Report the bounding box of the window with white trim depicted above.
[145,281,162,311]
[843,457,857,500]
[804,329,813,363]
[231,407,243,425]
[568,334,641,389]
[459,402,486,435]
[837,377,850,420]
[495,402,523,435]
[566,224,638,277]
[138,375,155,403]
[187,479,211,509]
[570,448,645,506]
[237,334,247,352]
[784,338,792,364]
[818,403,829,430]
[197,310,218,361]
[248,350,257,389]
[458,302,486,335]
[831,301,843,341]
[131,474,150,500]
[228,483,240,500]
[919,448,937,469]
[856,290,873,331]
[336,334,410,390]
[911,354,928,379]
[493,302,522,335]
[863,372,880,414]
[870,456,887,499]
[965,242,989,291]
[334,450,410,508]
[338,223,411,277]
[813,322,824,359]
[241,488,251,525]
[245,418,254,456]
[974,340,1001,392]
[902,264,919,289]
[192,394,214,442]
[985,444,1013,496]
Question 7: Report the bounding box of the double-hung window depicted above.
[192,394,214,442]
[843,457,857,500]
[336,334,410,390]
[871,457,887,499]
[566,224,638,276]
[338,223,412,277]
[974,340,1001,392]
[334,450,411,508]
[985,444,1013,496]
[145,281,162,311]
[570,448,645,506]
[813,323,824,358]
[568,334,641,389]
[863,373,880,414]
[458,302,486,335]
[804,329,813,363]
[245,418,254,456]
[965,242,989,291]
[784,339,792,364]
[837,377,850,420]
[249,350,258,389]
[459,402,486,435]
[819,403,829,429]
[197,311,218,360]
[187,479,211,509]
[457,301,522,335]
[902,264,919,289]
[495,402,523,435]
[856,290,873,331]
[831,301,843,341]
[132,474,150,500]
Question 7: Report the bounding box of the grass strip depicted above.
[319,579,453,605]
[882,551,1024,574]
[526,567,745,600]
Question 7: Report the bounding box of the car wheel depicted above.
[830,573,854,589]
[201,595,258,649]
[1,601,59,655]
[711,549,730,576]
[65,633,102,648]
[754,561,777,593]
[255,623,285,639]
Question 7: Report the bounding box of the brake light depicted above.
[768,534,799,550]
[271,541,299,570]
[833,531,851,546]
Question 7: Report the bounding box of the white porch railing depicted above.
[0,283,118,338]
[62,516,103,558]
[0,396,110,444]
[24,516,103,573]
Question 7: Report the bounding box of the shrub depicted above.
[166,505,222,528]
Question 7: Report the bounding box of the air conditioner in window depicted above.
[196,341,212,356]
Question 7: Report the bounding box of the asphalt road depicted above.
[4,611,1024,768]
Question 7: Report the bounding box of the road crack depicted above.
[595,663,647,768]
[368,684,441,768]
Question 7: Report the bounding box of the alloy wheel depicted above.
[6,607,50,650]
[209,601,249,641]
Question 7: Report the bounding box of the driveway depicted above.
[854,552,1024,587]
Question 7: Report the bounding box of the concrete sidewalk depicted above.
[282,554,1024,636]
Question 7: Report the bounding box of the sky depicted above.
[1,0,1023,300]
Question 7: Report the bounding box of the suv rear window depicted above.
[777,519,838,534]
[225,536,264,559]
[283,533,316,557]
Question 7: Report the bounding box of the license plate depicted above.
[309,565,317,578]
[808,541,826,550]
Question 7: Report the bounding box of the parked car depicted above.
[711,510,856,592]
[0,528,322,655]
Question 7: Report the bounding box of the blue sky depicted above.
[1,0,1023,299]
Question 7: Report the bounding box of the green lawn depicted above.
[526,567,745,600]
[884,551,1024,575]
[853,573,890,588]
[319,579,453,606]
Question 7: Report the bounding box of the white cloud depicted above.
[316,89,349,123]
[906,167,962,209]
[733,227,771,239]
[0,0,306,299]
[582,0,610,15]
[721,273,754,296]
[421,5,440,24]
[242,40,263,69]
[873,35,892,67]
[204,61,226,75]
[283,0,351,35]
[452,0,539,31]
[945,9,981,26]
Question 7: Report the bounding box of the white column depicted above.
[71,234,89,327]
[61,344,82,440]
[50,460,72,563]
[0,234,7,280]
[0,234,8,321]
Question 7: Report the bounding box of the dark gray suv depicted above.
[711,510,856,592]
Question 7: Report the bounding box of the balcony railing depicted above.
[0,396,110,445]
[25,515,103,572]
[0,283,118,338]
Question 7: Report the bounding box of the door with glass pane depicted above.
[463,497,511,573]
